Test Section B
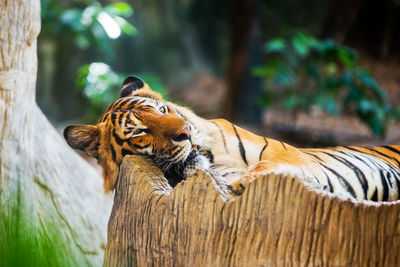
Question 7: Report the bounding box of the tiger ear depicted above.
[63,124,100,156]
[120,75,164,100]
[120,76,145,97]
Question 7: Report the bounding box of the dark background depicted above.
[37,0,400,147]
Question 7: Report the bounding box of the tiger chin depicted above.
[64,76,400,202]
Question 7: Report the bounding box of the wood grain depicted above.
[105,155,400,266]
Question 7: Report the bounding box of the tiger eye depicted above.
[159,106,168,114]
[132,128,150,135]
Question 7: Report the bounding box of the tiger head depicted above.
[64,76,203,192]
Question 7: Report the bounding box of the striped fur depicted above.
[64,77,400,201]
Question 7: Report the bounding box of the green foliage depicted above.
[76,63,168,123]
[254,30,399,136]
[40,0,149,123]
[42,0,136,54]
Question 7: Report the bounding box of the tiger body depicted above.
[186,118,400,201]
[64,76,400,201]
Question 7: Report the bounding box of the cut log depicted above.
[105,155,400,266]
[0,1,112,265]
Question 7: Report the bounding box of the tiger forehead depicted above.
[97,97,165,123]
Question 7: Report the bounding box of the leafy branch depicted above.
[254,30,400,136]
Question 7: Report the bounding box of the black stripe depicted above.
[111,112,117,123]
[211,121,228,153]
[210,163,224,168]
[201,149,215,163]
[104,101,115,113]
[116,112,123,124]
[113,129,127,146]
[110,145,116,160]
[259,138,269,161]
[381,146,400,167]
[223,171,241,177]
[299,167,312,182]
[366,147,400,167]
[371,188,378,201]
[322,152,368,199]
[117,111,126,123]
[336,149,374,169]
[123,130,133,135]
[133,113,144,122]
[132,143,150,149]
[232,124,248,166]
[343,146,365,154]
[327,176,334,193]
[340,149,392,178]
[92,142,99,151]
[170,147,184,159]
[388,167,400,179]
[110,98,123,110]
[98,112,110,123]
[118,97,133,109]
[175,109,185,119]
[340,149,395,198]
[379,170,389,201]
[305,152,337,189]
[126,99,140,109]
[318,165,334,193]
[386,172,393,188]
[121,148,134,157]
[320,164,357,198]
[344,148,400,200]
[382,145,400,157]
[346,146,400,168]
[280,142,287,150]
[392,170,400,200]
[152,144,158,154]
[104,105,111,113]
[303,151,324,162]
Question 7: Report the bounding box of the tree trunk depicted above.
[320,0,364,43]
[105,155,400,266]
[0,1,112,266]
[224,0,262,125]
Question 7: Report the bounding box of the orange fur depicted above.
[64,78,400,201]
[64,83,190,192]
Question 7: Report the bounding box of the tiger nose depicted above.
[172,125,191,142]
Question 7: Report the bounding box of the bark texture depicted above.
[0,1,112,265]
[105,155,400,267]
[224,0,262,124]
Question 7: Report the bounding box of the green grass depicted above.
[0,209,88,267]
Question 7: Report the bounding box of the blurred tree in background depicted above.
[38,0,400,144]
[39,0,137,122]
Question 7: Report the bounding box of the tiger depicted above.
[64,76,400,201]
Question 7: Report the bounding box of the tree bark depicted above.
[224,0,262,125]
[320,0,364,43]
[105,155,400,266]
[0,1,112,266]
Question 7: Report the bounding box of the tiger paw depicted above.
[228,174,256,196]
[228,181,246,196]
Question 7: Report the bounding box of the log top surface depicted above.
[105,155,400,267]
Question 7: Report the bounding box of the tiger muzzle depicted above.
[172,125,191,142]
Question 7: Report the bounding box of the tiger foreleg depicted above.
[229,161,281,195]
